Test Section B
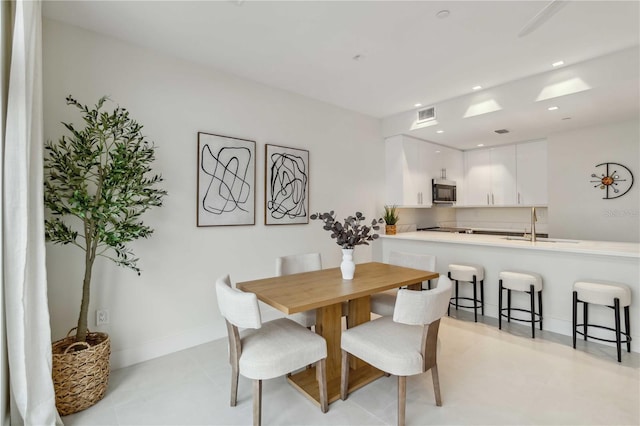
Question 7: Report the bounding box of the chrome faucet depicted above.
[531,207,537,242]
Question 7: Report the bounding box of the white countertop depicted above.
[380,231,640,259]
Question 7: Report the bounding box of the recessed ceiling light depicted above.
[436,130,444,134]
[436,10,450,19]
[477,144,484,147]
[548,106,559,111]
[472,85,482,91]
[414,103,422,107]
[552,60,565,67]
[435,150,441,153]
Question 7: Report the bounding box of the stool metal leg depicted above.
[624,306,631,353]
[455,280,459,310]
[583,302,588,341]
[572,291,578,349]
[507,289,512,322]
[614,298,622,362]
[530,284,535,339]
[447,272,452,316]
[498,280,503,330]
[480,279,485,315]
[538,291,543,330]
[472,276,478,322]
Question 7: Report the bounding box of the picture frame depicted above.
[264,144,309,225]
[197,132,255,226]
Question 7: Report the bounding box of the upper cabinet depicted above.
[516,140,547,205]
[463,140,547,207]
[464,145,517,206]
[385,135,463,207]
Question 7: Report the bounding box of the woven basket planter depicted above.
[385,225,397,235]
[52,330,111,416]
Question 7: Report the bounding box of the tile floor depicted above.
[62,313,640,425]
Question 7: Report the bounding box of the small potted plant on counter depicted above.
[383,205,399,235]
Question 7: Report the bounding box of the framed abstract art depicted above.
[197,132,255,226]
[264,144,309,225]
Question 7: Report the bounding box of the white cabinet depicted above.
[464,145,516,206]
[385,136,464,207]
[516,140,547,205]
[385,136,430,206]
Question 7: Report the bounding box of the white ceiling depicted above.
[42,1,640,150]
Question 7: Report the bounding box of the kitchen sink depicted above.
[504,236,532,241]
[503,236,579,244]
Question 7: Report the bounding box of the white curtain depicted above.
[2,0,60,424]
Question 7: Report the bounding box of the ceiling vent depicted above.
[494,129,510,134]
[417,106,436,123]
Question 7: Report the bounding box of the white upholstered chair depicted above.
[370,251,437,317]
[276,253,348,327]
[341,275,452,426]
[215,275,328,426]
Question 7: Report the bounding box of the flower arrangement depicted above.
[310,211,383,249]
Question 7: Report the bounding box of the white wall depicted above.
[548,119,639,242]
[43,19,385,368]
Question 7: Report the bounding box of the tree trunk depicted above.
[76,220,98,343]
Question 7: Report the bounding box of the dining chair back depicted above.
[341,275,452,426]
[215,275,329,425]
[371,251,438,317]
[276,252,322,276]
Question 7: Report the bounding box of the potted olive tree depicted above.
[44,95,167,415]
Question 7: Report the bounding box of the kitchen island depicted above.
[373,231,639,352]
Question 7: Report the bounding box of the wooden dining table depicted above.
[236,261,439,406]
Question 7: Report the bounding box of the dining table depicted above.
[236,261,439,406]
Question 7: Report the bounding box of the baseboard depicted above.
[110,324,220,370]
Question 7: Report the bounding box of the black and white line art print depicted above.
[197,132,255,226]
[265,144,309,225]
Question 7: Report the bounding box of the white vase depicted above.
[340,248,355,280]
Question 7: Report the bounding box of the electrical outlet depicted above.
[96,309,110,326]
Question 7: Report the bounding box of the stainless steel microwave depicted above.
[432,179,457,204]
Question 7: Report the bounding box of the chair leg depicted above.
[538,290,543,330]
[455,280,459,310]
[615,298,622,363]
[340,350,349,400]
[572,291,578,349]
[625,306,631,353]
[253,379,262,426]
[530,284,535,339]
[431,364,442,407]
[230,365,239,406]
[398,376,406,426]
[316,358,328,413]
[507,289,512,322]
[498,280,503,330]
[472,276,478,322]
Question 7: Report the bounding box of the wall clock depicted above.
[590,162,634,199]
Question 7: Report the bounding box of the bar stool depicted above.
[498,271,543,338]
[573,280,632,362]
[448,263,484,322]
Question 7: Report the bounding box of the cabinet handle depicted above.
[492,193,495,205]
[486,194,489,205]
[518,192,521,204]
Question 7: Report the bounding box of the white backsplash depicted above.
[392,206,548,235]
[454,207,548,234]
